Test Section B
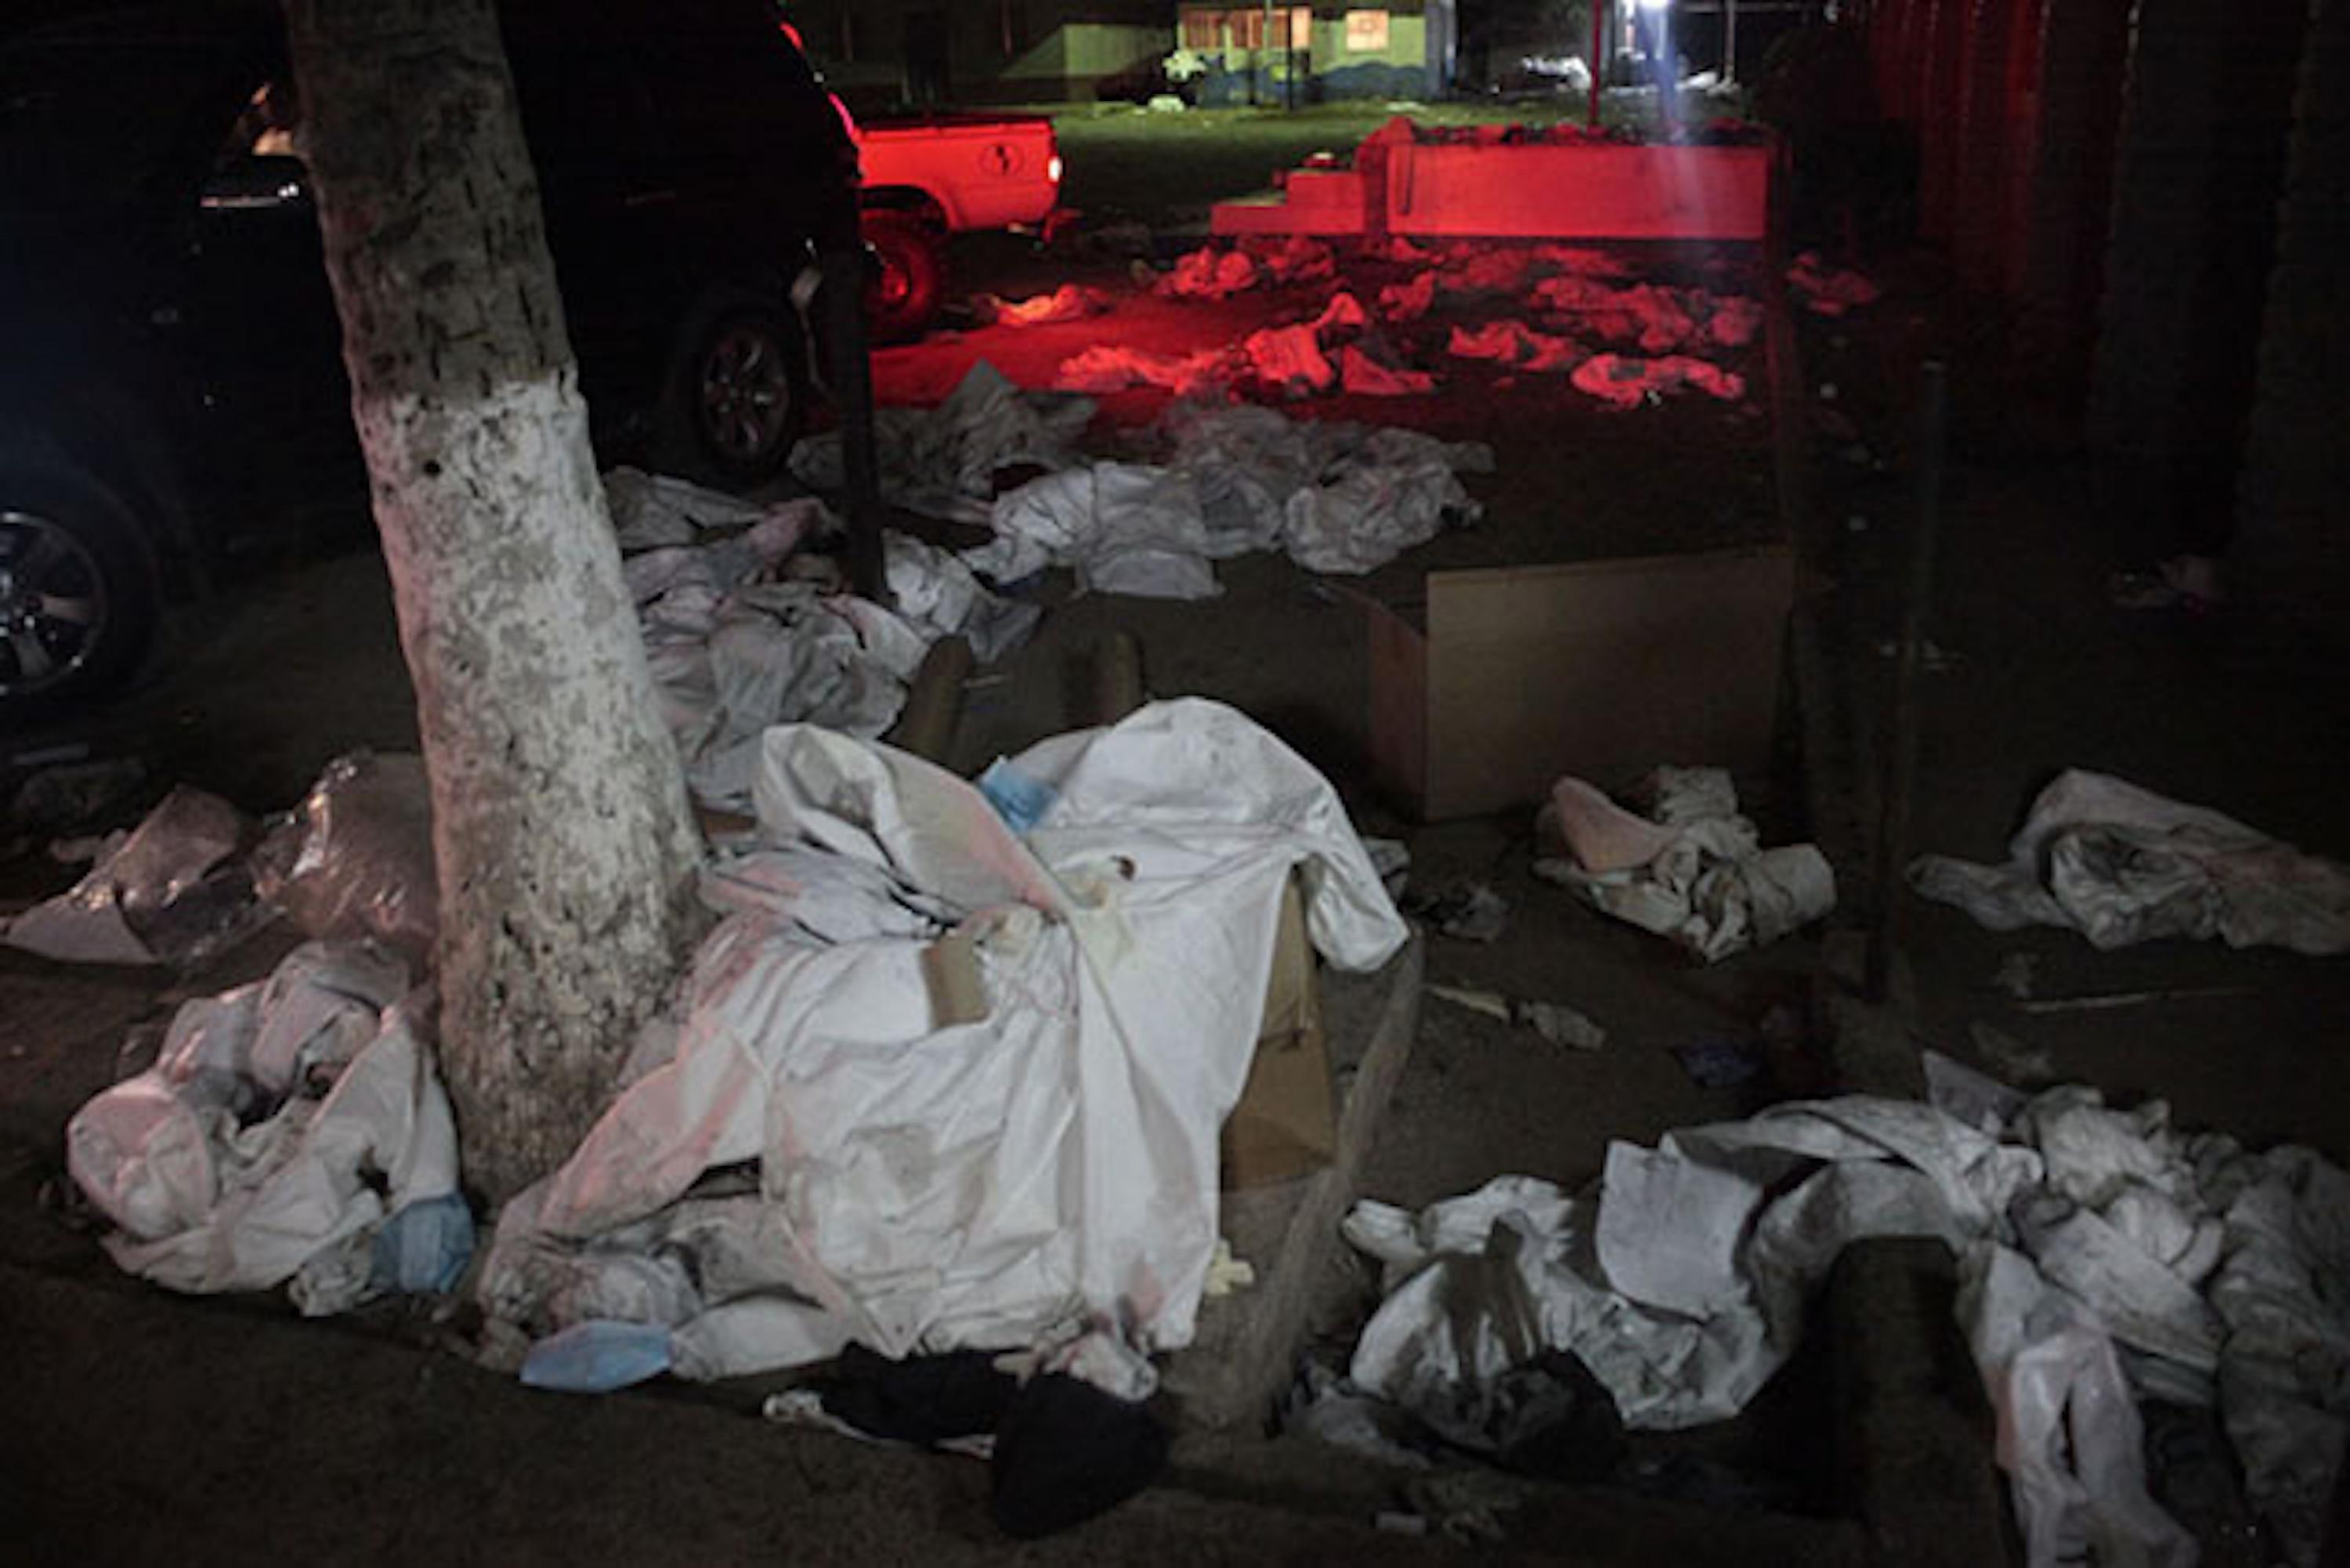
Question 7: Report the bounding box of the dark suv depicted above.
[0,0,860,720]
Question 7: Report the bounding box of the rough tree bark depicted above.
[280,0,703,1204]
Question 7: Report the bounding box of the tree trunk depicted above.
[281,0,703,1205]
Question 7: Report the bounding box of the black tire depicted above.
[0,443,159,726]
[861,209,948,341]
[656,292,810,488]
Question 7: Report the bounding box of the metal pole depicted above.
[1589,0,1607,128]
[820,244,888,605]
[1725,0,1738,84]
[1865,361,1947,1005]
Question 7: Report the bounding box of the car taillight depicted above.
[1047,154,1064,184]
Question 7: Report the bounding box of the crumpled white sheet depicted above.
[2200,1143,2350,1566]
[1911,770,2350,955]
[1350,1068,2350,1567]
[972,284,1108,327]
[1155,238,1336,299]
[1447,319,1585,372]
[66,941,458,1301]
[1340,345,1436,396]
[1960,1243,2196,1568]
[604,465,776,549]
[965,462,1221,601]
[791,360,1096,523]
[964,404,1491,588]
[1535,768,1835,961]
[482,699,1408,1381]
[1170,406,1490,576]
[1787,251,1882,316]
[1570,352,1746,408]
[620,477,1039,807]
[1278,426,1487,575]
[1054,343,1235,399]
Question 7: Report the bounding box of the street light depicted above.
[1634,0,1675,132]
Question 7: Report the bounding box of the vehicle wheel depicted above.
[861,209,947,341]
[659,295,809,487]
[0,448,157,724]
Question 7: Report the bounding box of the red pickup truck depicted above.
[848,110,1068,337]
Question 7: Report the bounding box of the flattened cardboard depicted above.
[1220,876,1336,1190]
[1368,545,1794,820]
[920,923,989,1029]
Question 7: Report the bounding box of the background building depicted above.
[786,1,1175,108]
[1173,2,1459,105]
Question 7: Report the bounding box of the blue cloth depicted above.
[371,1193,475,1295]
[519,1321,674,1394]
[978,759,1058,835]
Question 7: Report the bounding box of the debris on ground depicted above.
[1054,343,1233,398]
[1341,1071,2350,1568]
[1534,768,1834,961]
[2015,984,2257,1015]
[604,464,775,548]
[7,752,437,973]
[1668,1036,1766,1088]
[1153,237,1336,299]
[964,403,1488,587]
[1285,1360,1432,1469]
[791,360,1096,522]
[1241,321,1338,396]
[475,700,1405,1385]
[65,938,459,1308]
[1404,882,1509,941]
[250,751,437,962]
[1569,352,1746,408]
[1404,1467,1533,1545]
[1785,251,1882,316]
[60,700,1401,1546]
[1361,836,1412,898]
[1909,768,2350,954]
[520,1319,674,1393]
[965,461,1223,600]
[1446,319,1585,372]
[1155,244,1263,300]
[1338,345,1437,396]
[1427,983,1607,1051]
[1202,1237,1256,1298]
[5,755,147,839]
[1991,950,2040,999]
[768,1344,1170,1539]
[617,472,1040,807]
[1969,1020,2057,1087]
[971,284,1109,327]
[4,786,269,967]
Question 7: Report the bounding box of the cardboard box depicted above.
[1368,544,1795,821]
[1220,876,1337,1190]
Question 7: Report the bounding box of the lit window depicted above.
[1180,10,1221,49]
[1229,9,1265,49]
[1291,7,1313,49]
[1344,9,1390,52]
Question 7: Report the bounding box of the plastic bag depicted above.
[3,786,267,967]
[252,753,438,963]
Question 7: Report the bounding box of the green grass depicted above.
[1043,97,1746,227]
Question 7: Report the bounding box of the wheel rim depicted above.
[696,323,793,464]
[871,252,914,312]
[0,508,109,699]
